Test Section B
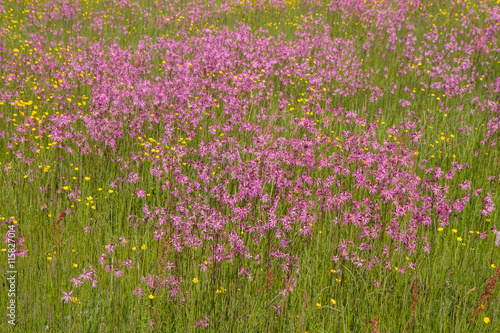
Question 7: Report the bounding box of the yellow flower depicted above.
[484,317,490,323]
[84,177,90,181]
[193,277,199,283]
[336,279,341,283]
[457,237,462,242]
[491,264,496,269]
[148,294,154,299]
[73,263,78,268]
[63,186,69,190]
[47,257,52,260]
[330,299,336,305]
[141,244,147,250]
[132,247,136,251]
[316,303,321,308]
[438,227,443,231]
[72,297,78,303]
[108,190,113,193]
[414,152,419,155]
[452,229,457,233]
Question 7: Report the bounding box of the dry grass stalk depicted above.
[469,265,500,323]
[257,267,274,294]
[409,279,419,326]
[365,315,379,333]
[52,211,65,249]
[299,290,307,330]
[157,226,172,281]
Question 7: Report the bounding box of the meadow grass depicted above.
[1,0,500,331]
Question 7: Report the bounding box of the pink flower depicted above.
[133,287,144,298]
[78,269,93,282]
[70,277,83,288]
[61,291,73,303]
[136,188,147,198]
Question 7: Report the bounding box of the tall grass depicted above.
[0,0,500,331]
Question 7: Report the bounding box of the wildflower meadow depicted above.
[1,0,500,331]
